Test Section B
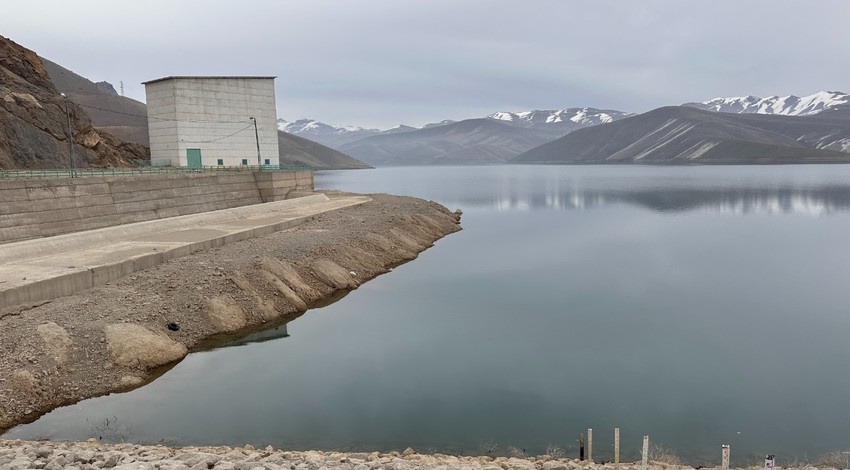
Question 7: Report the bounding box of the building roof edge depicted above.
[142,76,277,85]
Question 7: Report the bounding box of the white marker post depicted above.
[722,445,730,469]
[614,428,620,470]
[641,436,649,470]
[587,428,593,463]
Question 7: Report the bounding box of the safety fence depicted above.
[0,164,312,180]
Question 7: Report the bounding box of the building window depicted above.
[241,159,248,166]
[217,159,224,166]
[264,159,270,165]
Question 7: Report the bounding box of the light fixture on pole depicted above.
[249,117,261,167]
[61,93,75,176]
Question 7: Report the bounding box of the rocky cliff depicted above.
[0,35,147,170]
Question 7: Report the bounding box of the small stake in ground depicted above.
[587,428,593,463]
[614,428,620,470]
[641,436,649,470]
[722,445,730,469]
[579,433,585,461]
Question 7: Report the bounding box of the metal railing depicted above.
[0,164,312,180]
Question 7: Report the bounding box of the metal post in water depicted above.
[614,428,620,470]
[722,445,730,469]
[641,436,649,470]
[587,428,593,462]
[579,433,585,461]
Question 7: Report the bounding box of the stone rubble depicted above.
[0,440,709,470]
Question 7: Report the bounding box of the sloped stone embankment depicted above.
[0,192,461,433]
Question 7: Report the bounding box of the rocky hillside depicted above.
[0,36,148,170]
[277,130,372,170]
[41,57,150,146]
[513,106,850,164]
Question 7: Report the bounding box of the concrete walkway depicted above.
[0,193,371,309]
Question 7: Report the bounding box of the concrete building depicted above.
[143,76,280,168]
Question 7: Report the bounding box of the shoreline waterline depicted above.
[0,193,462,434]
[1,439,842,470]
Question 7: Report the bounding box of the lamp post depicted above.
[249,117,261,167]
[61,93,75,176]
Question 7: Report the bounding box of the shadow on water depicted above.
[0,289,354,437]
[192,289,352,352]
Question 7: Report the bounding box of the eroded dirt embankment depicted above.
[0,192,462,432]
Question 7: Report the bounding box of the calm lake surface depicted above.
[8,165,850,465]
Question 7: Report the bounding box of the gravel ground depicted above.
[0,192,462,433]
[0,439,711,470]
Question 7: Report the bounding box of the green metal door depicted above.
[186,148,202,168]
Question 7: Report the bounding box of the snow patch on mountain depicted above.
[684,91,849,116]
[277,118,376,136]
[488,108,632,127]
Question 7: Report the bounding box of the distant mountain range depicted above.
[339,118,547,166]
[513,106,850,164]
[488,107,630,128]
[283,107,632,166]
[276,118,459,149]
[683,91,850,117]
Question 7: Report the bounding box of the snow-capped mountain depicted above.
[276,118,387,148]
[683,91,849,116]
[278,107,632,150]
[488,107,633,127]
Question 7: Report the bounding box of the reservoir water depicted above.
[7,165,850,465]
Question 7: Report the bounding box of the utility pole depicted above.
[61,93,75,176]
[250,117,261,167]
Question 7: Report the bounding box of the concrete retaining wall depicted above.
[0,170,313,244]
[255,170,313,202]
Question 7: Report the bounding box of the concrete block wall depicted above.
[255,170,314,202]
[0,170,313,244]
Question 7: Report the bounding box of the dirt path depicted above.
[0,192,462,433]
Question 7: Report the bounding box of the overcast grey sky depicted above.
[5,0,849,129]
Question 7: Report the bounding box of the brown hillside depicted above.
[41,56,150,146]
[0,35,148,170]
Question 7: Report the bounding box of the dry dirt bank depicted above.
[0,192,462,433]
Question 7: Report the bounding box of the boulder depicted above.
[36,321,74,366]
[104,324,187,369]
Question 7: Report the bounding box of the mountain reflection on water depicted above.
[490,185,850,214]
[317,164,850,216]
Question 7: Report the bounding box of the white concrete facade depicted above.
[143,76,280,167]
